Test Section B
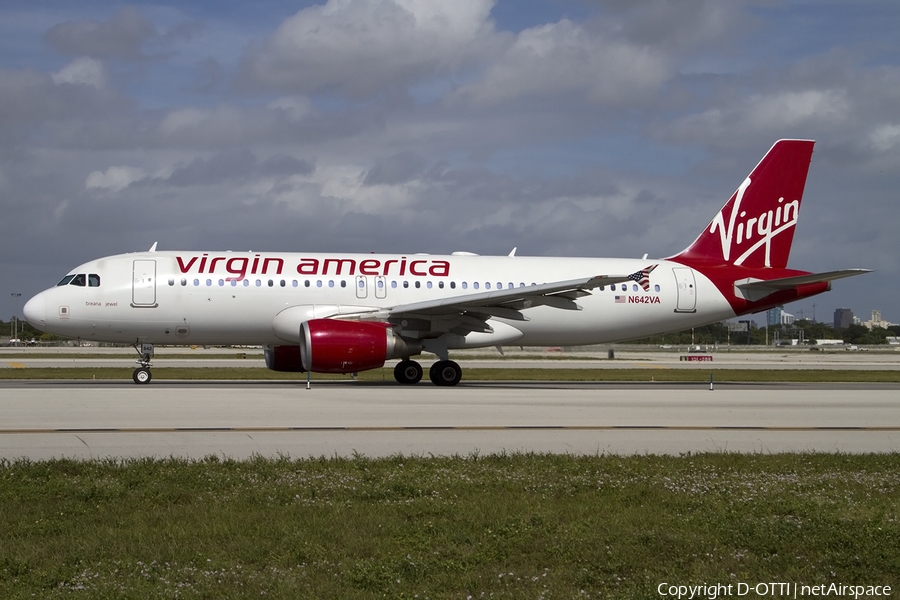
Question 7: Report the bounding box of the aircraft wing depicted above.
[381,272,639,338]
[734,269,871,302]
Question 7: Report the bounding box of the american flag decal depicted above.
[626,264,658,292]
[615,295,626,303]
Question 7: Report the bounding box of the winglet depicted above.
[149,242,158,252]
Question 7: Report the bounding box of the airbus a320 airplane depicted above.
[24,140,868,385]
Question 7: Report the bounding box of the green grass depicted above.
[1,453,898,598]
[2,366,900,382]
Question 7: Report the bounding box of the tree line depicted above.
[630,320,900,346]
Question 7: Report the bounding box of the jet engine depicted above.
[265,319,422,374]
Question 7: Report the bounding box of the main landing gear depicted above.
[133,343,154,384]
[394,359,423,384]
[392,358,462,386]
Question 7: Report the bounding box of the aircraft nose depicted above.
[23,292,46,327]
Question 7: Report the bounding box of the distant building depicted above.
[863,309,896,330]
[767,306,794,326]
[834,308,854,330]
[728,321,749,332]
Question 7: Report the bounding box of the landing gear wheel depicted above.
[133,367,152,385]
[133,343,154,385]
[394,360,423,384]
[429,360,462,386]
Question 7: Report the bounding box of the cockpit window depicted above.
[56,273,101,287]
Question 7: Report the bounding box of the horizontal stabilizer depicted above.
[734,269,871,301]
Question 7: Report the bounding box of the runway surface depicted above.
[2,380,899,459]
[4,347,900,370]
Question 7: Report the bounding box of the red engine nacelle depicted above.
[264,344,304,372]
[302,318,390,373]
[265,319,422,374]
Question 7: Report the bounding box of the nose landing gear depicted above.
[132,343,154,384]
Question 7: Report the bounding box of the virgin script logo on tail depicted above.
[709,177,800,267]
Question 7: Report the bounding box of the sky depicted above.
[1,0,898,327]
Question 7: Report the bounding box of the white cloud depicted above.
[237,0,502,97]
[51,57,108,88]
[158,105,252,145]
[662,89,851,144]
[85,165,147,192]
[869,123,900,151]
[43,6,156,61]
[267,96,313,122]
[160,107,211,136]
[448,19,670,108]
[742,90,850,128]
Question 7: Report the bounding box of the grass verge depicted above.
[2,367,900,382]
[1,453,898,599]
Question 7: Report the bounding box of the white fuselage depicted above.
[26,250,736,348]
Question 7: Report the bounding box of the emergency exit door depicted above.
[673,267,696,313]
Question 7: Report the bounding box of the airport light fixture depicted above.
[10,292,21,344]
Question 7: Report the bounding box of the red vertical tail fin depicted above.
[673,140,815,269]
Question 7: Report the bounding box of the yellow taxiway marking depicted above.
[634,363,670,369]
[6,363,26,368]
